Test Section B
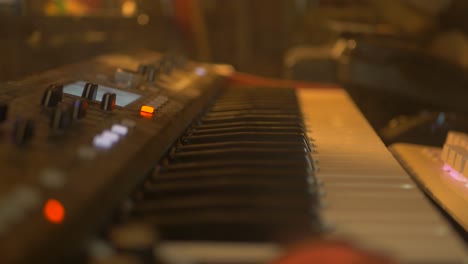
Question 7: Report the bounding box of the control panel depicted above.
[0,51,226,263]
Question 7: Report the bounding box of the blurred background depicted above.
[2,0,468,145]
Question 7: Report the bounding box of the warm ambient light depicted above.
[140,105,155,114]
[121,0,137,17]
[44,199,65,224]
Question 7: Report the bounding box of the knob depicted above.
[114,69,141,89]
[101,93,116,111]
[50,105,72,131]
[12,118,35,145]
[146,67,159,82]
[72,99,88,120]
[82,83,98,101]
[137,64,149,75]
[164,62,173,75]
[0,102,7,123]
[41,84,63,107]
[160,60,171,75]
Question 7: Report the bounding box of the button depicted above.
[87,239,115,259]
[12,118,35,145]
[101,130,120,143]
[195,67,207,76]
[0,102,7,123]
[121,119,136,129]
[82,82,98,101]
[41,84,63,108]
[13,186,41,210]
[140,106,155,115]
[72,99,88,120]
[39,168,66,189]
[93,135,114,150]
[101,93,116,111]
[0,198,25,224]
[111,124,129,136]
[50,105,72,131]
[77,145,97,160]
[93,130,120,149]
[0,186,41,230]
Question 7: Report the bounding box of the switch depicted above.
[41,84,63,108]
[82,83,98,101]
[50,105,72,131]
[101,93,116,111]
[72,99,88,120]
[12,118,35,145]
[0,102,7,123]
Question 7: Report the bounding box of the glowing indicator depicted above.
[121,0,137,17]
[443,164,468,183]
[140,105,155,114]
[44,199,65,224]
[101,130,120,143]
[140,111,153,118]
[111,124,129,136]
[195,67,207,76]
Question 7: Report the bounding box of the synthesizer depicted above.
[0,51,227,263]
[391,131,468,232]
[0,51,466,264]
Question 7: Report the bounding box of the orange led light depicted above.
[44,199,65,224]
[140,111,153,118]
[140,105,155,114]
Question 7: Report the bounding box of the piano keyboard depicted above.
[125,86,320,242]
[6,52,464,264]
[116,86,467,264]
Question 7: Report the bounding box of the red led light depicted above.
[43,199,65,224]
